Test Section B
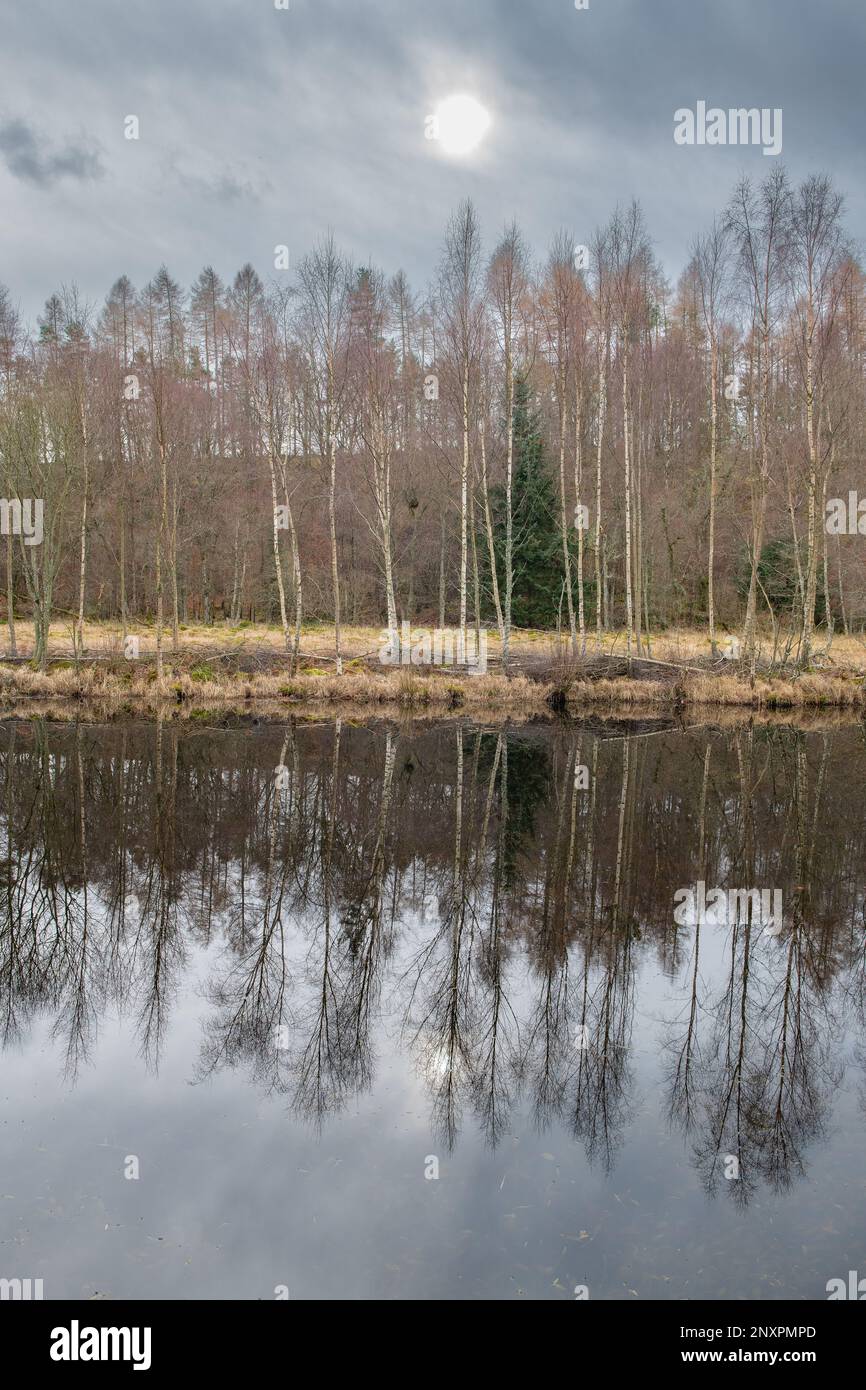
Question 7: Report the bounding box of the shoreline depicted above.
[1,658,863,726]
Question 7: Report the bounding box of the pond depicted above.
[1,715,864,1300]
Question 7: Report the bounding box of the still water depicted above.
[1,715,864,1300]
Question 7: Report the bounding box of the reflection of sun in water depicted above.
[429,1046,452,1080]
[434,95,491,156]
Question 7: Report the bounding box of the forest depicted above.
[1,165,863,677]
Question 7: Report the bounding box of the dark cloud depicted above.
[0,116,104,187]
[0,0,863,322]
[176,165,271,205]
[159,143,271,205]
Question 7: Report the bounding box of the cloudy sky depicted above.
[1,0,863,325]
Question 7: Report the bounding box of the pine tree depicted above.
[490,379,563,628]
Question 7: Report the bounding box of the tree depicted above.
[691,219,732,656]
[606,202,654,664]
[491,380,561,629]
[297,235,352,674]
[785,175,849,664]
[440,201,484,654]
[726,170,789,672]
[487,221,528,666]
[350,266,399,647]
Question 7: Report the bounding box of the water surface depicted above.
[1,715,864,1300]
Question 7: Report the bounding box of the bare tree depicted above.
[486,220,527,666]
[439,201,484,655]
[296,235,352,673]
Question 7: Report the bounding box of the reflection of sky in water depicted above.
[0,720,864,1300]
[1,928,862,1301]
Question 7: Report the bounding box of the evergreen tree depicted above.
[490,379,563,629]
[736,537,827,623]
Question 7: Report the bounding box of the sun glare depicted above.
[434,94,491,156]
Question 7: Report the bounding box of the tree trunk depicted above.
[459,360,469,652]
[479,421,505,646]
[708,335,718,656]
[574,390,586,653]
[503,339,514,669]
[328,431,342,675]
[594,337,607,650]
[76,405,89,658]
[622,356,634,666]
[269,455,292,653]
[558,375,576,652]
[5,527,16,657]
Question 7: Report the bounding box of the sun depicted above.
[434,95,491,156]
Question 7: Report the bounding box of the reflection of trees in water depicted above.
[133,716,189,1068]
[0,721,97,1076]
[665,729,846,1202]
[197,726,297,1095]
[521,736,636,1172]
[200,720,400,1127]
[406,730,523,1150]
[0,716,864,1197]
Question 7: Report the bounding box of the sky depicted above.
[0,0,863,327]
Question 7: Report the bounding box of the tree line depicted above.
[1,164,864,672]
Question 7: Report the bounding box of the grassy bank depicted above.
[0,620,864,721]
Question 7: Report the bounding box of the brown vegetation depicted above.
[1,620,863,722]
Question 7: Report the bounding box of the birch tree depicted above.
[350,266,399,646]
[440,201,484,658]
[297,236,351,673]
[692,220,731,656]
[726,171,789,669]
[486,220,527,666]
[785,175,848,665]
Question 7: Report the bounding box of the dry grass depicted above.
[565,678,673,706]
[563,672,864,710]
[5,617,866,668]
[682,671,863,708]
[0,660,546,717]
[1,619,864,720]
